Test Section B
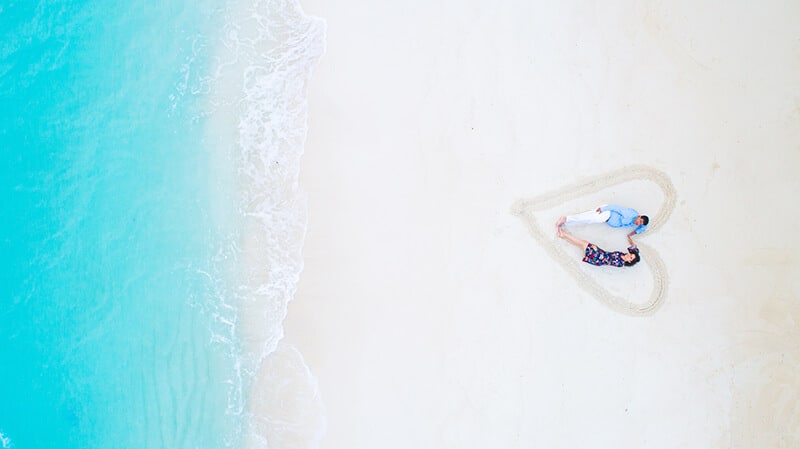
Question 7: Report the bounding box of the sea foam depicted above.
[198,0,326,447]
[0,432,10,449]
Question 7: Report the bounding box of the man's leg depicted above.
[563,207,611,226]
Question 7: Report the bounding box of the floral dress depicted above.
[583,244,638,267]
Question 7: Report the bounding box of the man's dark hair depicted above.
[624,252,641,267]
[640,215,649,225]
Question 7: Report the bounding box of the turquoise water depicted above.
[0,1,325,448]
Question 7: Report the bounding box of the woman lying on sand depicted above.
[557,227,641,267]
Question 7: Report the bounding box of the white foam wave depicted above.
[244,343,327,449]
[201,0,327,447]
[0,431,11,449]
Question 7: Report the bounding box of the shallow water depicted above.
[0,0,325,447]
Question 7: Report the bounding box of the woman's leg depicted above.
[557,228,589,251]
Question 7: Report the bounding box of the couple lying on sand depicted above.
[556,204,649,268]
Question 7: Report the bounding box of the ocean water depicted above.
[0,1,325,448]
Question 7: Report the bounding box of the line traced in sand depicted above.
[512,165,677,317]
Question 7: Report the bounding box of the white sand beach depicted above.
[285,1,800,448]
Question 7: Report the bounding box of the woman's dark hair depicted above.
[624,252,641,267]
[640,215,650,225]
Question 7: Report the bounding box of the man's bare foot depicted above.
[556,216,566,227]
[557,227,565,238]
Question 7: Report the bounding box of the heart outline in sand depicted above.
[512,165,676,317]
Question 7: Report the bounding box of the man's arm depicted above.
[630,224,648,236]
[596,204,611,213]
[627,234,635,246]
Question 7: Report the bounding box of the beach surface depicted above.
[286,1,800,448]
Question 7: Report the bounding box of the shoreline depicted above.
[204,0,327,447]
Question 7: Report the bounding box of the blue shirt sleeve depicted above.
[634,225,647,234]
[601,204,620,213]
[603,205,634,217]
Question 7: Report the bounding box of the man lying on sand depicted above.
[556,204,649,237]
[557,227,641,268]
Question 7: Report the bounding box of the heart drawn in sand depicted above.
[512,165,677,317]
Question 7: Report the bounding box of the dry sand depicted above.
[285,1,800,448]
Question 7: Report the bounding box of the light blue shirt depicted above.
[602,204,647,234]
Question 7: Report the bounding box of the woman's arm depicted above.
[627,234,635,247]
